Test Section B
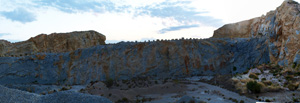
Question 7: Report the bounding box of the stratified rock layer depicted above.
[0,30,106,57]
[213,0,300,66]
[0,38,269,85]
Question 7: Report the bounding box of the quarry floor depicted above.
[5,76,300,103]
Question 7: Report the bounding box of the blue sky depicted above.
[0,0,295,43]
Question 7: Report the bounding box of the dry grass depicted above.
[235,82,247,94]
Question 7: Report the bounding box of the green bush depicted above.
[233,66,237,71]
[263,81,272,85]
[246,81,262,93]
[287,84,298,91]
[292,62,297,68]
[293,98,299,102]
[285,75,294,81]
[295,72,300,76]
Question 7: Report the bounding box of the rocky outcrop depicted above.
[0,30,106,57]
[213,0,300,66]
[213,17,261,38]
[0,38,269,85]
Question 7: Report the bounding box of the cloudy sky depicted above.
[0,0,296,43]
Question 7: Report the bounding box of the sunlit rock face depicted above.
[0,30,106,57]
[9,1,300,85]
[213,0,300,66]
[0,37,270,85]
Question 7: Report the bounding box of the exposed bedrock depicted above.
[213,0,300,66]
[0,38,269,85]
[0,30,106,57]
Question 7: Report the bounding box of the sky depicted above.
[0,0,297,43]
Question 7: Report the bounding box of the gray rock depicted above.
[249,68,261,74]
[0,37,270,85]
[293,50,300,64]
[212,0,300,66]
[176,95,199,103]
[0,85,112,103]
[37,91,112,103]
[0,85,39,103]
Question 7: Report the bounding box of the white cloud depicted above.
[0,0,298,43]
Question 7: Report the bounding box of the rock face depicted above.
[213,0,300,67]
[213,17,261,38]
[5,1,300,87]
[0,38,269,85]
[0,30,106,57]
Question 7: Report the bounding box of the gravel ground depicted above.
[144,77,256,103]
[0,85,112,103]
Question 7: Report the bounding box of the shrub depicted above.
[243,70,248,74]
[240,100,244,103]
[263,81,272,86]
[285,75,294,81]
[122,97,128,102]
[287,84,297,91]
[233,66,237,71]
[265,99,271,102]
[293,98,299,102]
[247,81,262,93]
[60,86,71,91]
[267,84,281,92]
[231,98,238,103]
[261,78,266,81]
[79,89,85,92]
[292,62,297,68]
[104,78,114,88]
[48,90,57,94]
[189,100,195,103]
[295,72,300,76]
[249,73,259,79]
[173,79,179,84]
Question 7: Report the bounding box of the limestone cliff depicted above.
[6,1,300,85]
[0,30,106,57]
[213,0,300,66]
[0,38,269,85]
